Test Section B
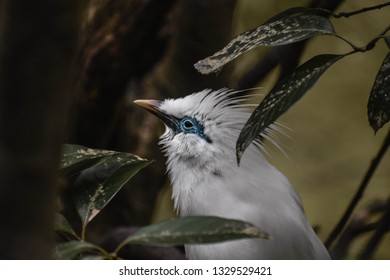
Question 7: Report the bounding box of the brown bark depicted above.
[71,0,177,148]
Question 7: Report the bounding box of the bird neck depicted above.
[166,143,294,218]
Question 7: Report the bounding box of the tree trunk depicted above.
[0,1,83,259]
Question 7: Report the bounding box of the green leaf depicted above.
[73,150,153,227]
[60,144,119,177]
[56,241,104,259]
[55,213,79,239]
[236,54,345,163]
[368,51,390,133]
[194,8,335,74]
[115,216,270,253]
[81,255,107,260]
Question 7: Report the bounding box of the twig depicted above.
[333,2,390,18]
[325,129,390,249]
[359,197,390,259]
[362,25,390,51]
[332,24,390,53]
[330,200,385,259]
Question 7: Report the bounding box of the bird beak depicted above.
[134,99,178,130]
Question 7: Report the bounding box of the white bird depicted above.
[134,88,330,260]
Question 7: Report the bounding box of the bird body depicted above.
[135,89,330,259]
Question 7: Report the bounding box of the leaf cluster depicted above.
[194,4,390,257]
[195,6,390,163]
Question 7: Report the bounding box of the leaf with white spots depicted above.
[237,54,345,163]
[66,145,153,226]
[368,51,390,133]
[60,144,118,176]
[115,216,270,253]
[194,8,335,74]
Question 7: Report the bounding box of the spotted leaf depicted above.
[115,216,270,253]
[236,54,345,163]
[194,8,335,74]
[368,51,390,133]
[62,144,153,226]
[60,144,118,177]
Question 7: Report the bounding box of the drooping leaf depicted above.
[368,51,390,132]
[236,54,345,163]
[55,213,79,240]
[194,8,335,74]
[56,241,104,259]
[115,216,270,253]
[60,144,119,177]
[73,151,153,226]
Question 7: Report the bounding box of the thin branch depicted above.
[333,2,390,18]
[362,25,390,52]
[330,200,386,259]
[325,129,390,249]
[331,24,390,53]
[359,197,390,259]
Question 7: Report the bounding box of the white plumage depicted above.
[135,88,330,260]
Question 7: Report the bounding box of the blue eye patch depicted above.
[177,117,212,143]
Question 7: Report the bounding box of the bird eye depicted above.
[177,117,211,143]
[183,120,194,128]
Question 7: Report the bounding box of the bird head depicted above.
[134,89,254,167]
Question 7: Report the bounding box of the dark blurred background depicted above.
[0,0,388,259]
